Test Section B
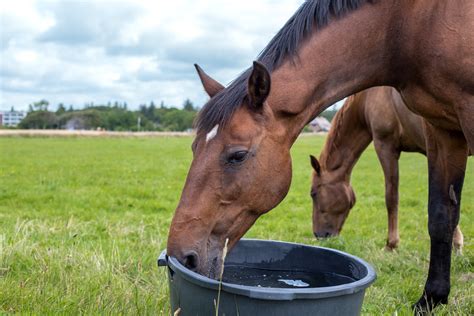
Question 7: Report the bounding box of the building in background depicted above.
[0,110,27,127]
[309,117,331,132]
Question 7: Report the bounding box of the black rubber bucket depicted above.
[158,239,376,316]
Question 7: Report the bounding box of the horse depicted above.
[167,1,473,312]
[309,86,464,253]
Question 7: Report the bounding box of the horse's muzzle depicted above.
[314,231,337,239]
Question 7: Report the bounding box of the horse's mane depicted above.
[195,0,374,133]
[319,97,351,170]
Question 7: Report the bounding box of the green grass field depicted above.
[0,136,472,315]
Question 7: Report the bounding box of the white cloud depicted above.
[0,0,305,111]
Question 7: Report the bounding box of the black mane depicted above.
[195,0,373,132]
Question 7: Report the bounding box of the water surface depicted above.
[222,265,356,288]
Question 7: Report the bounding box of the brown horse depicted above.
[309,86,464,253]
[167,1,473,312]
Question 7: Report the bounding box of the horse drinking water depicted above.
[167,0,473,312]
[309,86,465,252]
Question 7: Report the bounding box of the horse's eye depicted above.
[310,190,317,198]
[227,150,249,164]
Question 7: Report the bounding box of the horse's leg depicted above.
[457,104,474,152]
[452,225,463,255]
[453,103,471,256]
[373,137,400,251]
[413,121,468,314]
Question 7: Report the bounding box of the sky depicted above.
[1,0,344,112]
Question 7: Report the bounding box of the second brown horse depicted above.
[309,87,464,252]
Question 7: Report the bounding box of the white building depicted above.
[0,110,27,127]
[309,117,332,132]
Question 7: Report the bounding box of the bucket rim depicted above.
[158,238,376,300]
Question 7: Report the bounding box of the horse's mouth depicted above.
[202,235,224,279]
[206,256,219,279]
[314,230,339,239]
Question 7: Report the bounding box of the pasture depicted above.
[0,136,472,315]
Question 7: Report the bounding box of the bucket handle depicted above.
[158,249,168,267]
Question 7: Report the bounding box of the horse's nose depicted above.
[314,231,332,239]
[182,251,199,271]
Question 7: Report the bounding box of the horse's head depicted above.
[167,62,292,278]
[309,155,356,239]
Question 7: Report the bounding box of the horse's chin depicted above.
[196,250,222,280]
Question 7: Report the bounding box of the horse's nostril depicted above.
[314,231,332,239]
[183,251,199,271]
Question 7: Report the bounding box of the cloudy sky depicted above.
[0,0,311,111]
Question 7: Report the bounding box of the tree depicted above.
[161,109,196,131]
[31,99,49,111]
[320,109,338,122]
[56,103,66,115]
[183,99,194,111]
[19,111,58,129]
[139,103,157,122]
[148,102,156,121]
[139,104,147,115]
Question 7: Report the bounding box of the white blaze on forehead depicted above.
[206,124,219,143]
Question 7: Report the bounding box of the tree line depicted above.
[18,99,198,131]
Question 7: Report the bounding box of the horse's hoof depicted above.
[384,245,396,252]
[412,298,430,315]
[453,243,463,256]
[384,241,399,252]
[412,294,448,315]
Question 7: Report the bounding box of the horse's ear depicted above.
[310,155,321,175]
[248,61,271,108]
[194,64,224,98]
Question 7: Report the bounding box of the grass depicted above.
[0,136,472,315]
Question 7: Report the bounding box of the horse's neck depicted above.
[268,0,399,144]
[320,95,372,182]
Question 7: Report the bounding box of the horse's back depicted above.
[360,87,425,153]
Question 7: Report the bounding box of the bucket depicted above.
[158,239,376,315]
